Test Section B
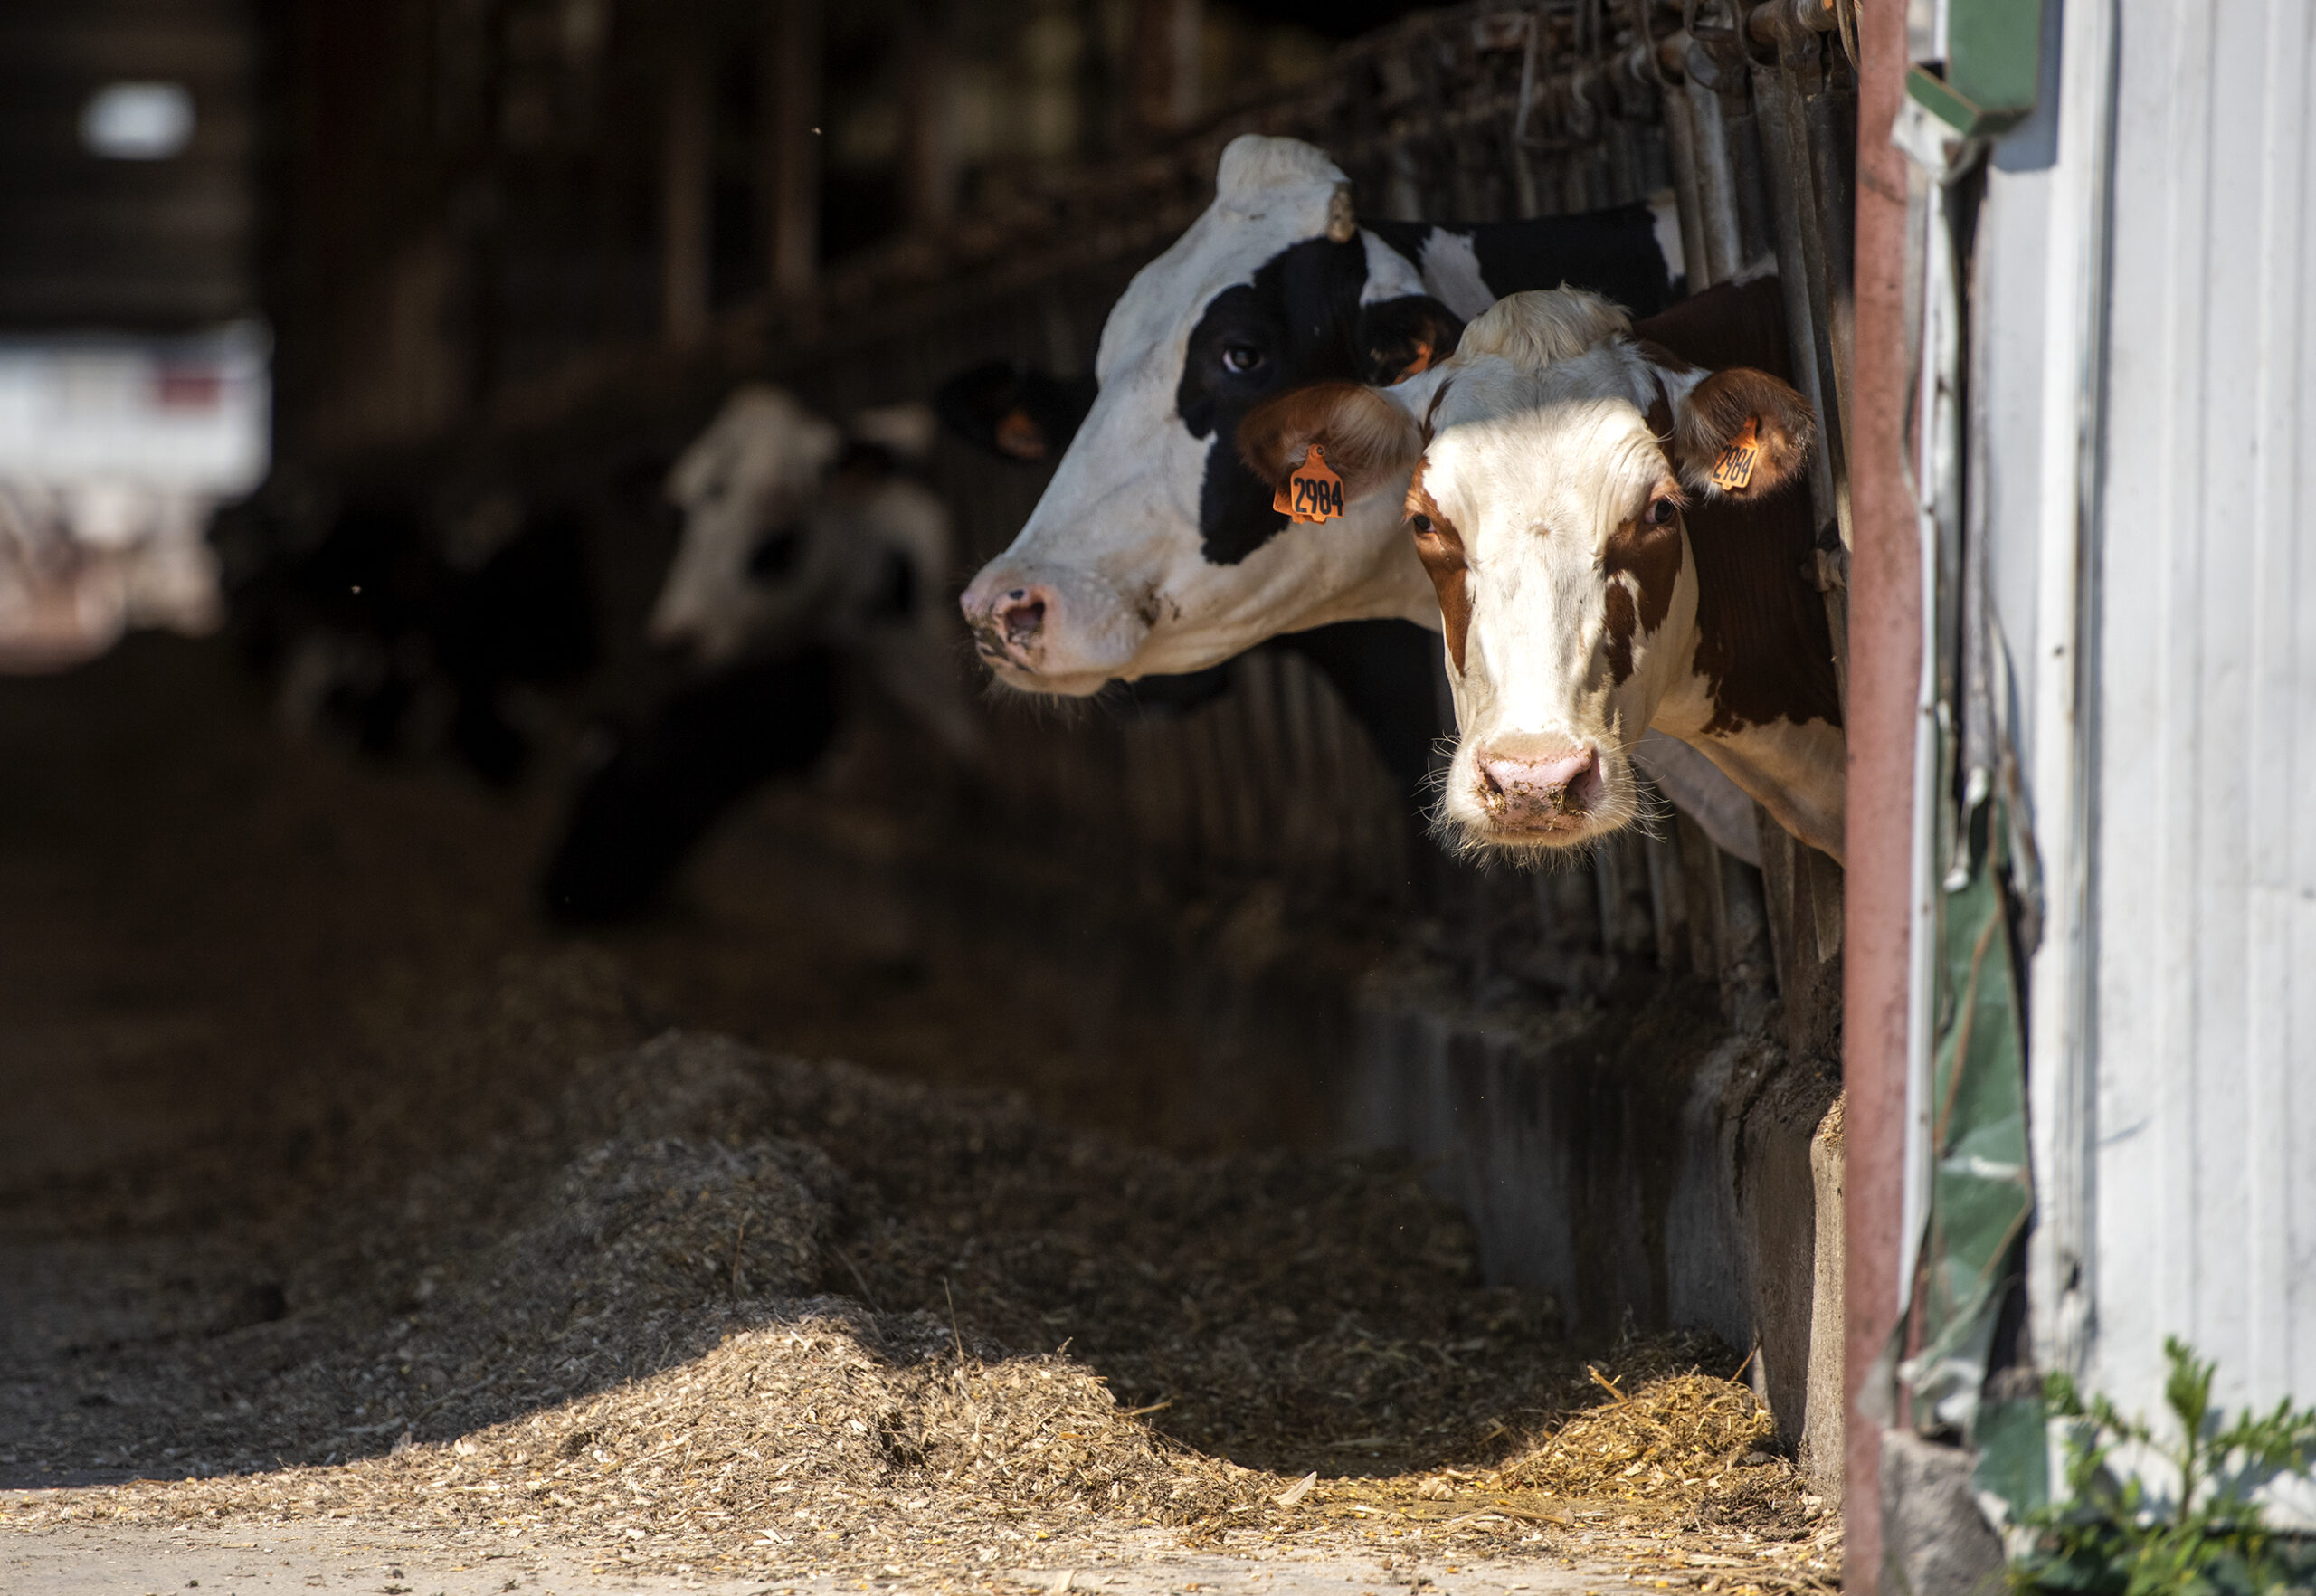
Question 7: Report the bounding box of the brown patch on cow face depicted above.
[1419,377,1455,444]
[1237,381,1423,503]
[1602,582,1637,683]
[1405,462,1471,674]
[1599,487,1683,685]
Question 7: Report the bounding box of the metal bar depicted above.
[1629,0,1712,286]
[1804,82,1860,504]
[1680,77,1744,282]
[1750,59,1841,527]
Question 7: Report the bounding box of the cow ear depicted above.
[1238,380,1424,504]
[1356,295,1464,386]
[932,359,1098,464]
[1670,366,1815,499]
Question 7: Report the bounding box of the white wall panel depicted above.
[2089,0,2316,1429]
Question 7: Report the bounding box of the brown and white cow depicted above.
[1239,276,1844,862]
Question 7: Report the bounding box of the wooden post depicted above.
[764,0,821,299]
[1076,0,1118,160]
[660,0,711,345]
[1843,0,1917,1585]
[900,0,959,233]
[1129,0,1200,139]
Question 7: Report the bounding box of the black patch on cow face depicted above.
[1174,236,1373,565]
[747,525,805,581]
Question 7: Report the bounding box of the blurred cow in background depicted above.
[0,326,267,670]
[540,385,980,924]
[237,491,598,785]
[644,385,978,759]
[0,480,222,670]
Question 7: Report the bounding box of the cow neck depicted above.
[1658,484,1846,860]
[1636,277,1845,860]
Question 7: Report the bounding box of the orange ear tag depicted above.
[1273,443,1346,524]
[1710,416,1761,492]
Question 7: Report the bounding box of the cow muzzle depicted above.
[969,583,1053,669]
[1471,744,1604,835]
[957,562,1149,693]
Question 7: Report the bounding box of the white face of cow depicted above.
[957,136,1460,697]
[650,385,983,760]
[1240,288,1824,859]
[651,385,844,663]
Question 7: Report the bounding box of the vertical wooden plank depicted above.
[1675,810,1726,977]
[660,0,711,345]
[764,0,821,299]
[900,0,960,233]
[1646,826,1689,974]
[1129,0,1200,139]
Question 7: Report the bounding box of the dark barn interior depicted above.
[0,2,1857,1590]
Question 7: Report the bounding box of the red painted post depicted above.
[1843,3,1915,1591]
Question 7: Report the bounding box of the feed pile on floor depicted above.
[5,974,1836,1591]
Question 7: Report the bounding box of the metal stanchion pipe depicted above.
[1843,0,1917,1583]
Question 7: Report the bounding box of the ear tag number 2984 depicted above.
[1710,417,1761,492]
[1273,443,1345,525]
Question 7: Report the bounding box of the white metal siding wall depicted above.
[2090,0,2316,1426]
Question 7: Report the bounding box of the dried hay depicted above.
[1495,1368,1775,1503]
[5,997,1832,1588]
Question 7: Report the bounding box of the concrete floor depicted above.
[2,1514,1637,1596]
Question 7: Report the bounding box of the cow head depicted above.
[651,385,946,667]
[1242,287,1818,857]
[957,136,1463,696]
[651,385,845,663]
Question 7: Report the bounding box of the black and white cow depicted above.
[938,350,1448,794]
[957,135,1676,695]
[540,385,979,923]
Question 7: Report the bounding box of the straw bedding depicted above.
[5,974,1837,1591]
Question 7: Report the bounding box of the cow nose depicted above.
[1476,746,1603,829]
[963,581,1057,666]
[999,590,1046,646]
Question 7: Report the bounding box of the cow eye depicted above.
[1220,343,1264,375]
[1645,496,1677,526]
[1408,513,1434,535]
